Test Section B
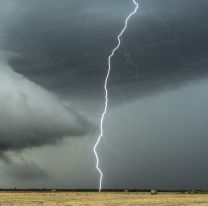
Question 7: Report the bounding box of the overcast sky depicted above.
[0,0,208,190]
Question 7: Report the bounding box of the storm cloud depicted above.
[0,0,207,100]
[3,160,48,181]
[0,57,93,155]
[0,0,208,190]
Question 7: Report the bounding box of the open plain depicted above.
[0,192,208,206]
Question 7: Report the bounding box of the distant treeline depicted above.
[0,189,207,193]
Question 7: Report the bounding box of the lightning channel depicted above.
[93,0,139,192]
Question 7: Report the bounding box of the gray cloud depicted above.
[0,57,94,154]
[0,0,208,190]
[0,0,207,103]
[3,160,48,181]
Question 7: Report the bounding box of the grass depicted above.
[0,192,208,205]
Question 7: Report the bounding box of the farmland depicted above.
[0,192,208,206]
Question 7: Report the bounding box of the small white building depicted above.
[150,190,157,195]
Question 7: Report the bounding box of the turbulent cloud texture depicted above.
[0,0,207,101]
[0,0,208,189]
[0,59,93,154]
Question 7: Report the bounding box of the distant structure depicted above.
[150,190,157,195]
[124,190,128,193]
[185,190,196,194]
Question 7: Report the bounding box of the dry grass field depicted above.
[0,192,208,206]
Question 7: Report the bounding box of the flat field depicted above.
[0,192,208,206]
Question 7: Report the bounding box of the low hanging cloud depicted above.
[0,58,94,155]
[3,160,49,181]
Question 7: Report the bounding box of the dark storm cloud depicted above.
[0,0,207,101]
[0,0,206,157]
[0,0,207,190]
[0,58,94,155]
[4,161,48,181]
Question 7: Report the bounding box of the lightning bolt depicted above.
[93,0,139,192]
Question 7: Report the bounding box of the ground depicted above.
[0,192,208,206]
